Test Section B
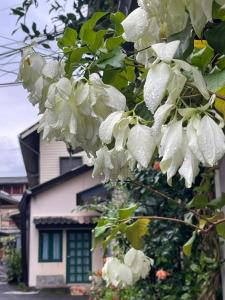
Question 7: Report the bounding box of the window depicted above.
[60,157,83,175]
[39,231,62,262]
[76,184,108,206]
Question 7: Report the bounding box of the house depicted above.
[19,124,107,288]
[0,177,27,201]
[0,191,21,260]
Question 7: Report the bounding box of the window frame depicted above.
[38,230,63,263]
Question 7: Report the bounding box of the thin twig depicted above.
[127,180,214,225]
[131,216,204,232]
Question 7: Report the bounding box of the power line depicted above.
[0,82,21,87]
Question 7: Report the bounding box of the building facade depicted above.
[19,124,106,288]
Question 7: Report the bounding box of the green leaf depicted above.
[216,55,225,70]
[207,193,225,210]
[118,204,138,220]
[69,47,88,62]
[205,22,225,54]
[106,36,124,51]
[213,2,225,21]
[58,27,77,48]
[94,225,109,238]
[126,219,150,250]
[103,69,128,89]
[216,221,225,239]
[204,69,225,92]
[187,194,208,209]
[191,46,214,71]
[183,231,197,256]
[97,48,126,69]
[21,23,30,34]
[80,12,107,41]
[110,12,125,35]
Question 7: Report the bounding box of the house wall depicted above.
[39,140,90,184]
[29,170,103,287]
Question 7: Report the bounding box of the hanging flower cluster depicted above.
[17,0,225,188]
[102,248,153,287]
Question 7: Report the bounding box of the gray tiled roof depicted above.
[0,177,27,184]
[0,192,19,205]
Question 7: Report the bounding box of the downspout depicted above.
[215,157,225,299]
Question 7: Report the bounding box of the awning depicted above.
[33,211,100,229]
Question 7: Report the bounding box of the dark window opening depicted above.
[76,184,109,206]
[60,157,83,175]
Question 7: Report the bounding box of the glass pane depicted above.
[53,233,61,260]
[76,257,82,264]
[70,275,75,282]
[84,241,89,248]
[76,275,82,282]
[83,250,90,256]
[70,265,76,273]
[70,258,75,265]
[77,266,82,273]
[83,274,89,282]
[83,265,90,272]
[83,257,89,264]
[84,233,89,240]
[70,242,76,249]
[69,234,75,241]
[77,250,82,256]
[77,241,83,249]
[42,233,49,260]
[77,233,82,240]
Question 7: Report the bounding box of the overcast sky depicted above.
[0,1,71,177]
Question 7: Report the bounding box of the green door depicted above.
[66,230,92,283]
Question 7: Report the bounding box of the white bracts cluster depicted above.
[122,0,225,65]
[18,40,225,188]
[17,47,65,112]
[102,248,153,287]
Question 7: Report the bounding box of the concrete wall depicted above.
[29,170,103,287]
[39,140,90,184]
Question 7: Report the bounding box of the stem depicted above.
[127,180,214,225]
[131,216,203,232]
[187,82,225,102]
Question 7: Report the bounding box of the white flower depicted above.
[17,48,45,92]
[178,144,200,188]
[144,62,171,113]
[92,147,134,182]
[127,124,157,168]
[99,111,124,144]
[159,121,184,185]
[185,0,213,37]
[102,257,133,288]
[197,115,225,166]
[151,41,180,63]
[174,59,210,100]
[124,248,153,283]
[121,8,149,42]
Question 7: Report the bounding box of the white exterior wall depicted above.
[39,139,90,184]
[29,170,103,287]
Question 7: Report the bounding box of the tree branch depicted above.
[126,180,214,225]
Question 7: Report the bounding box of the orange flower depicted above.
[96,269,102,277]
[156,269,170,280]
[153,161,161,171]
